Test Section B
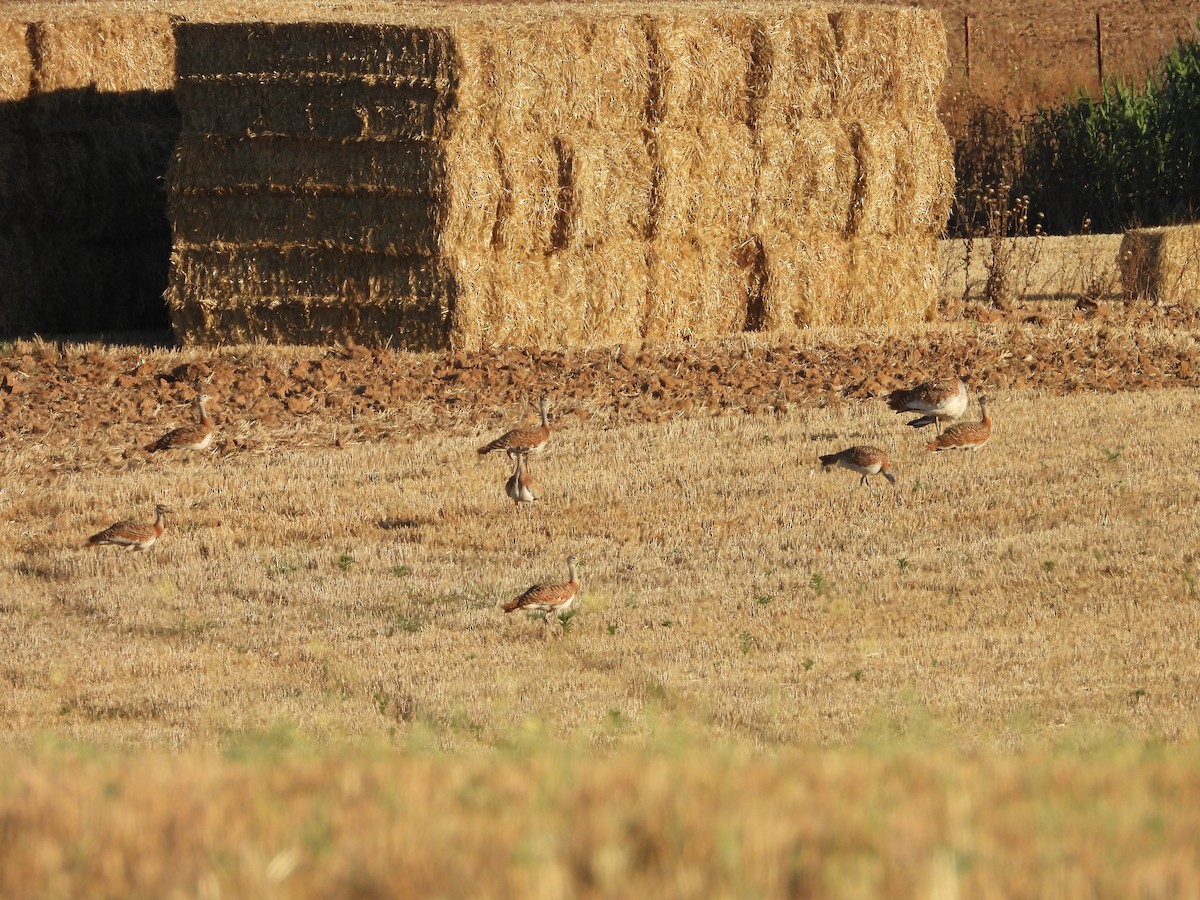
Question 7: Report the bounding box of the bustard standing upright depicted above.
[886,379,969,434]
[926,397,992,452]
[146,391,214,453]
[818,446,898,487]
[87,504,171,551]
[478,397,551,459]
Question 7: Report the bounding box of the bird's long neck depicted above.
[567,559,578,585]
[197,396,210,425]
[979,402,990,425]
[154,509,166,533]
[539,399,549,428]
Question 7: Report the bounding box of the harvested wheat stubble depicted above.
[1119,225,1200,308]
[175,75,447,141]
[174,21,453,83]
[0,20,31,102]
[170,134,445,196]
[172,244,448,302]
[171,193,440,255]
[29,15,174,94]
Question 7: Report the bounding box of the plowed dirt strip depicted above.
[2,301,1199,468]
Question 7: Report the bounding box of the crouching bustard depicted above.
[146,391,214,453]
[818,446,897,487]
[503,555,580,618]
[505,452,541,512]
[478,397,551,459]
[926,397,992,452]
[87,504,171,551]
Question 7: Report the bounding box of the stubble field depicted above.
[3,307,1200,895]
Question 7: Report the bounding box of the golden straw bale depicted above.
[754,121,854,236]
[175,75,446,140]
[31,15,174,93]
[170,193,440,255]
[844,233,938,324]
[758,230,848,329]
[454,16,649,131]
[174,21,452,84]
[755,10,837,127]
[828,6,947,120]
[438,111,503,259]
[167,292,449,350]
[1119,225,1200,308]
[646,13,755,126]
[645,239,751,341]
[170,135,445,196]
[651,122,755,241]
[848,118,954,236]
[172,243,448,302]
[0,21,31,102]
[483,127,652,253]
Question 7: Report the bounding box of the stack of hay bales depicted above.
[1119,224,1200,307]
[0,14,178,337]
[167,22,455,348]
[168,3,953,349]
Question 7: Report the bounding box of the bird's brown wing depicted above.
[503,581,574,612]
[478,425,547,455]
[147,423,211,452]
[928,421,990,450]
[89,520,155,545]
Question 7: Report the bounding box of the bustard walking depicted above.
[503,555,581,617]
[927,397,992,452]
[505,452,541,511]
[819,446,897,487]
[87,504,171,551]
[478,397,551,459]
[146,392,214,452]
[887,379,968,434]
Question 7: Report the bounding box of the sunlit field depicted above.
[3,380,1200,895]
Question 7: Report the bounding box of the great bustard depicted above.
[505,452,541,511]
[146,392,214,453]
[926,397,992,452]
[886,379,969,434]
[819,446,897,487]
[87,504,171,551]
[478,397,551,459]
[503,555,581,617]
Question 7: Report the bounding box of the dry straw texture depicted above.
[0,20,31,102]
[1120,225,1200,308]
[29,15,174,93]
[166,2,952,348]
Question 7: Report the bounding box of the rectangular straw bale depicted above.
[0,20,31,102]
[645,238,751,341]
[844,233,937,324]
[174,22,452,84]
[651,122,755,240]
[438,111,503,260]
[755,10,837,127]
[168,294,449,350]
[754,121,854,236]
[1119,225,1200,307]
[31,15,174,94]
[176,75,445,140]
[171,135,445,196]
[455,17,649,131]
[549,240,650,346]
[828,7,947,120]
[172,243,448,302]
[645,13,756,126]
[449,251,552,350]
[758,230,848,329]
[487,128,652,252]
[848,118,954,237]
[170,193,440,255]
